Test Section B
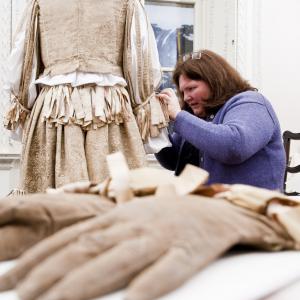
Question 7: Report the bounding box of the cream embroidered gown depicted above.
[4,0,170,193]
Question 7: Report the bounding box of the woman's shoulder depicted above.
[227,90,267,106]
[218,91,279,125]
[219,91,275,113]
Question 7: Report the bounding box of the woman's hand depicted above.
[158,88,181,120]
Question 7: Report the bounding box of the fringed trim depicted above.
[7,189,26,197]
[40,85,133,130]
[4,94,31,131]
[134,93,169,141]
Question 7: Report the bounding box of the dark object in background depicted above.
[282,131,300,195]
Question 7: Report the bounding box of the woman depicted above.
[156,49,286,190]
[4,0,170,193]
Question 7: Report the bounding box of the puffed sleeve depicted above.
[4,0,40,132]
[123,0,171,153]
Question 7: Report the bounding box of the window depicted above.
[145,0,195,90]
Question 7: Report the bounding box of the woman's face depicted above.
[179,74,212,117]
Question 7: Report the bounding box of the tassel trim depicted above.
[134,93,169,141]
[4,94,31,131]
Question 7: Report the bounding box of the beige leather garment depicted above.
[0,193,114,261]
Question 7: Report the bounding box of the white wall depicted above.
[237,0,300,134]
[259,0,300,134]
[258,0,300,192]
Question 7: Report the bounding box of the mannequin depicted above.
[4,0,170,193]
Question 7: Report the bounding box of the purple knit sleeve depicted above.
[173,100,276,164]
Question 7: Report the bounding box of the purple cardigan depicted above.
[155,91,286,191]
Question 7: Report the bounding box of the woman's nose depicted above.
[184,94,191,102]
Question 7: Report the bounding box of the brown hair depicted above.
[173,49,257,111]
